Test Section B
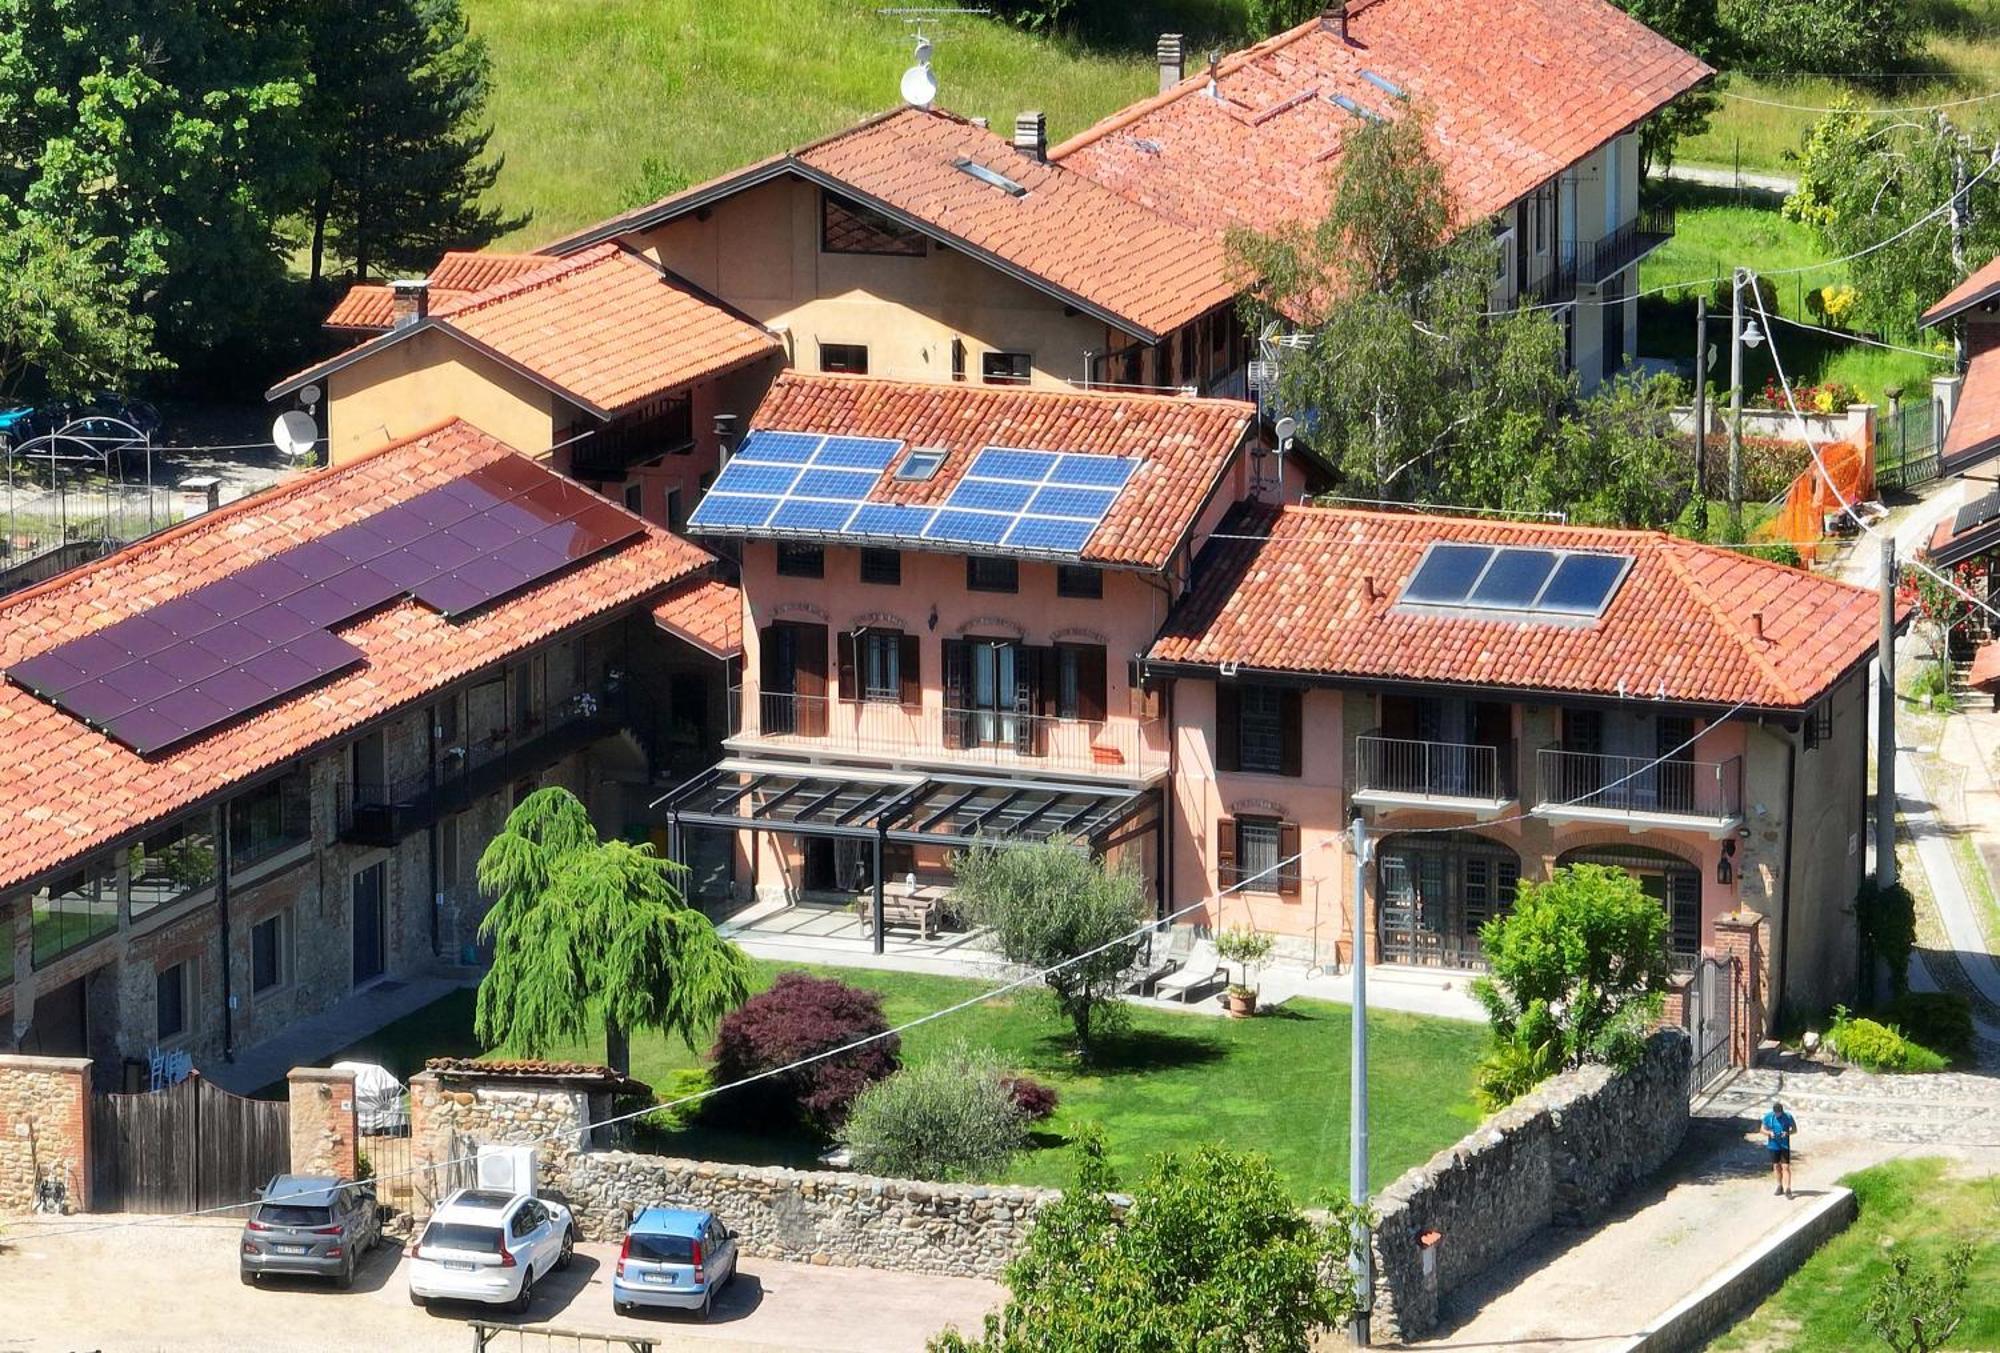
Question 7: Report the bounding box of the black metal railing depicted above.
[1520,243,1579,308]
[1579,204,1676,285]
[1378,927,1488,970]
[1353,734,1515,803]
[337,681,628,842]
[566,399,695,480]
[1536,747,1742,821]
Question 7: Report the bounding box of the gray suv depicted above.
[240,1174,381,1289]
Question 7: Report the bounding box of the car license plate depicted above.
[644,1273,674,1285]
[274,1244,308,1255]
[445,1261,475,1272]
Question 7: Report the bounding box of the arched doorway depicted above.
[1556,845,1701,963]
[1376,831,1520,968]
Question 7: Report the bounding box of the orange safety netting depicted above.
[1760,439,1874,556]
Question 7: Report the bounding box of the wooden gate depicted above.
[90,1074,291,1214]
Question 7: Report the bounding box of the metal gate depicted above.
[1684,956,1737,1096]
[1876,400,1940,490]
[90,1074,291,1214]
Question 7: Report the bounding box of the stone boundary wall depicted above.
[0,1053,91,1213]
[1369,1030,1691,1343]
[287,1067,358,1180]
[556,1152,1055,1278]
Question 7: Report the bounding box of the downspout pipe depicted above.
[1775,735,1797,1029]
[218,813,234,1061]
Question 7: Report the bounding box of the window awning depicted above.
[655,759,1157,847]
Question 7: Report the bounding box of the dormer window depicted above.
[896,447,948,481]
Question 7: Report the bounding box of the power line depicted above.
[1763,313,1955,362]
[1717,86,2000,115]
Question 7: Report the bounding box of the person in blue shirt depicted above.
[1761,1099,1797,1197]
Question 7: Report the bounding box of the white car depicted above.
[406,1188,574,1314]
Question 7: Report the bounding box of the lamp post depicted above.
[1349,814,1373,1346]
[1693,295,1709,531]
[1727,268,1765,528]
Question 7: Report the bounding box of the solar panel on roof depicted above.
[970,448,1061,482]
[1048,456,1139,489]
[8,457,642,754]
[1954,491,2000,536]
[927,510,1014,545]
[731,430,821,464]
[1399,543,1633,620]
[848,503,939,537]
[815,437,903,471]
[708,462,802,496]
[949,480,1036,513]
[1027,486,1118,520]
[1401,544,1493,604]
[1467,548,1558,610]
[792,468,879,500]
[1534,553,1630,617]
[771,499,860,532]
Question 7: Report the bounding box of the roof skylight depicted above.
[1328,93,1381,123]
[897,447,948,481]
[1359,70,1408,100]
[953,157,1027,198]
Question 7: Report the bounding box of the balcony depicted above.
[566,398,694,481]
[1534,747,1743,836]
[1351,734,1517,816]
[1578,204,1676,286]
[729,688,1167,781]
[337,683,628,844]
[1520,242,1579,308]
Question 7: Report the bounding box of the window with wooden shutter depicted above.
[1215,815,1236,886]
[898,633,921,706]
[1278,821,1301,896]
[836,631,859,701]
[1216,684,1241,772]
[792,623,828,735]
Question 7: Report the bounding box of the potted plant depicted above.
[1216,927,1275,1018]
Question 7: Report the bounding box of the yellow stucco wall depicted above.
[324,328,559,464]
[624,176,1116,389]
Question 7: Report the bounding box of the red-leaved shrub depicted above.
[705,972,900,1134]
[1001,1076,1060,1123]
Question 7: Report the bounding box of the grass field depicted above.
[1680,2,2000,174]
[464,0,1251,246]
[330,961,1485,1197]
[1715,1158,2000,1351]
[1636,182,1948,402]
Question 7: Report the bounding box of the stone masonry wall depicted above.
[0,1054,91,1212]
[1368,1030,1690,1342]
[288,1067,359,1179]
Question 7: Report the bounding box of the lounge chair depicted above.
[1128,928,1191,995]
[1152,937,1226,1003]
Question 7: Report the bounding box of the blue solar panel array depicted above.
[1399,543,1633,619]
[687,431,1141,558]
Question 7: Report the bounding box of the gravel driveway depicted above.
[0,1217,1002,1352]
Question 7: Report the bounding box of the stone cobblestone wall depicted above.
[557,1152,1053,1277]
[0,1053,91,1212]
[1369,1029,1690,1342]
[287,1067,358,1179]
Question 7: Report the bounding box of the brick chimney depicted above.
[1013,111,1047,162]
[389,278,430,328]
[1324,2,1350,40]
[1157,33,1185,93]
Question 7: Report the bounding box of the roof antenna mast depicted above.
[879,7,990,109]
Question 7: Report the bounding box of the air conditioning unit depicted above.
[475,1144,538,1197]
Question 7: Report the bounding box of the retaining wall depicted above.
[1369,1029,1691,1342]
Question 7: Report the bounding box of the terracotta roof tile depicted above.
[1149,503,1878,710]
[426,251,549,294]
[324,284,398,332]
[1053,0,1712,236]
[1942,344,2000,474]
[652,577,744,659]
[0,420,714,893]
[1922,253,2000,327]
[738,373,1254,569]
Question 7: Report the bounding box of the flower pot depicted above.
[1225,988,1258,1018]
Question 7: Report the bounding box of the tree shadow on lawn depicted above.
[1032,1024,1229,1078]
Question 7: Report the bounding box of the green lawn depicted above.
[1680,2,2000,175]
[1636,182,1948,404]
[1715,1158,2000,1351]
[465,0,1252,246]
[332,962,1485,1196]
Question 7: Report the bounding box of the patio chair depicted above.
[1128,927,1191,995]
[1152,936,1227,1003]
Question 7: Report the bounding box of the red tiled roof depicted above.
[0,420,714,894]
[1942,344,2000,475]
[324,284,398,332]
[1053,0,1711,236]
[745,373,1255,569]
[427,251,548,294]
[652,577,743,659]
[1149,504,1879,710]
[280,244,781,417]
[548,109,1237,341]
[1922,253,2000,327]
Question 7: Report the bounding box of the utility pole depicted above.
[1727,268,1745,527]
[1349,814,1373,1347]
[1693,294,1709,531]
[1877,537,1898,888]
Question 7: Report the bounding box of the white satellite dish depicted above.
[1275,416,1297,447]
[299,382,322,409]
[900,36,937,109]
[272,410,318,459]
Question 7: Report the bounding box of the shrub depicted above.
[1002,1076,1060,1123]
[843,1042,1026,1182]
[641,1067,713,1133]
[1856,878,1918,1001]
[1877,993,1972,1063]
[1215,927,1276,996]
[1825,1007,1947,1073]
[1907,661,1958,713]
[1474,1030,1563,1112]
[1721,0,1925,76]
[705,972,899,1135]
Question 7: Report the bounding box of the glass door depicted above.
[352,862,387,987]
[969,641,1017,747]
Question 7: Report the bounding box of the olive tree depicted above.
[949,839,1147,1060]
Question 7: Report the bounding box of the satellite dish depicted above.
[900,35,937,109]
[299,383,322,409]
[1275,416,1297,447]
[272,410,318,459]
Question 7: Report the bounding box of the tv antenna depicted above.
[879,8,988,109]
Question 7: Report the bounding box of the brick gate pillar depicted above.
[287,1067,359,1179]
[1712,911,1768,1065]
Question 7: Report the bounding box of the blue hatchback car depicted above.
[612,1206,738,1320]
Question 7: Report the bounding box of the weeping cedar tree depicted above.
[1226,110,1573,503]
[1470,864,1671,1108]
[301,0,525,283]
[930,1131,1370,1353]
[475,787,750,1076]
[949,839,1148,1060]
